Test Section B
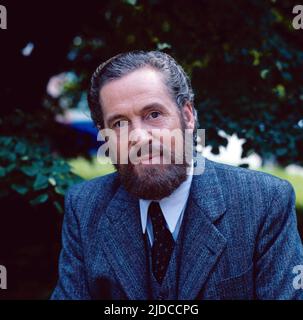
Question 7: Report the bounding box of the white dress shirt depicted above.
[139,164,193,246]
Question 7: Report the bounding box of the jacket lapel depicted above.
[97,157,227,300]
[99,185,149,300]
[178,158,227,299]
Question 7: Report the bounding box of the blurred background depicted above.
[0,0,302,299]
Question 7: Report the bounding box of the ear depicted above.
[181,101,195,130]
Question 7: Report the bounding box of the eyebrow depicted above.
[106,103,167,126]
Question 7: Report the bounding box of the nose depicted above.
[129,119,151,147]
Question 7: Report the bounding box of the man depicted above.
[51,51,303,300]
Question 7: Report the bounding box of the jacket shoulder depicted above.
[207,159,295,216]
[67,171,119,196]
[65,171,120,219]
[209,159,293,193]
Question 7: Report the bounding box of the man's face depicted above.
[99,67,195,199]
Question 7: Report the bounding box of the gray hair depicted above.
[87,50,199,138]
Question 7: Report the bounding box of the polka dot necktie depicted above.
[148,201,175,284]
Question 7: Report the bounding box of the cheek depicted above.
[150,115,181,132]
[152,127,184,154]
[115,134,130,163]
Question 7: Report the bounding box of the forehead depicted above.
[99,67,172,110]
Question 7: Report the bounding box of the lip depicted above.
[138,155,161,164]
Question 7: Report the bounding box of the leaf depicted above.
[55,186,65,195]
[15,141,27,155]
[260,69,269,79]
[6,151,16,162]
[48,177,56,186]
[282,72,292,82]
[276,148,288,156]
[33,174,49,190]
[54,201,63,214]
[124,0,137,6]
[11,184,28,195]
[249,49,261,66]
[52,162,70,174]
[0,167,6,177]
[157,42,172,51]
[273,84,286,98]
[5,163,16,173]
[21,165,39,177]
[30,194,49,205]
[1,137,13,146]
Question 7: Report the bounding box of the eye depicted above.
[148,111,161,119]
[113,120,128,128]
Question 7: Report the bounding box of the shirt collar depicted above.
[139,163,193,234]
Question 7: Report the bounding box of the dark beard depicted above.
[115,162,188,200]
[114,115,192,200]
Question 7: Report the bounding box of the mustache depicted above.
[127,139,185,164]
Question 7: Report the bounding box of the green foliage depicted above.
[260,166,303,210]
[0,136,83,213]
[69,157,116,180]
[58,0,303,166]
[1,0,303,212]
[2,1,302,166]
